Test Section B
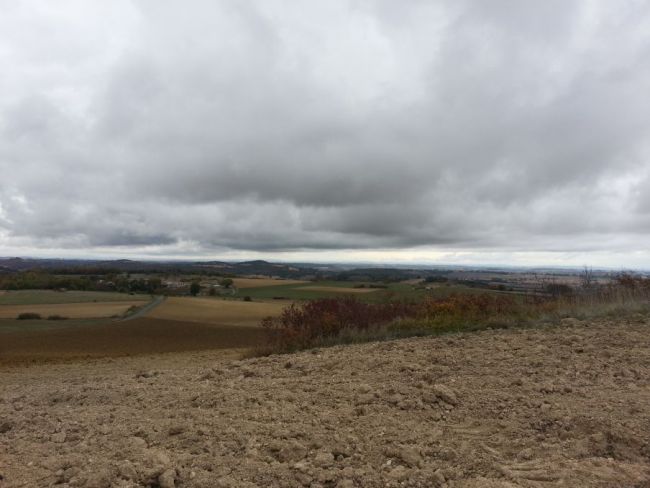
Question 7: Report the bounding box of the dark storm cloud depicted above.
[1,0,650,260]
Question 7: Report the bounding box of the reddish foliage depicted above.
[261,293,525,352]
[260,278,650,353]
[261,296,417,350]
[614,273,650,291]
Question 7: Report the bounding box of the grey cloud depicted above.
[1,1,650,261]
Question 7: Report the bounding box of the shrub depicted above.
[219,278,234,288]
[17,312,41,320]
[243,296,252,302]
[47,315,68,320]
[190,281,201,296]
[258,282,650,355]
[261,297,421,353]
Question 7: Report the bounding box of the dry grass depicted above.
[295,286,379,294]
[232,278,308,289]
[0,301,145,319]
[146,297,286,327]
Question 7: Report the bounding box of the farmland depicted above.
[0,290,149,305]
[232,279,498,302]
[0,266,627,365]
[0,301,144,319]
[146,296,286,327]
[0,317,265,363]
[231,277,308,289]
[0,260,649,486]
[294,285,379,294]
[0,294,286,363]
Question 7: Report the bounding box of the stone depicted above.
[432,384,459,406]
[117,461,137,480]
[313,451,335,468]
[158,469,176,488]
[277,440,307,462]
[168,425,186,436]
[51,432,66,443]
[385,446,422,468]
[387,465,409,480]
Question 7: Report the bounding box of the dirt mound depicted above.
[1,317,649,487]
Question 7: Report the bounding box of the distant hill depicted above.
[0,257,317,279]
[2,256,593,282]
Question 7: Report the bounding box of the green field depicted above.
[0,290,150,305]
[232,280,494,302]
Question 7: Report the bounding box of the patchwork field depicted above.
[146,297,286,327]
[0,295,284,363]
[0,301,144,319]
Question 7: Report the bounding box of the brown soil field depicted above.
[232,278,309,289]
[1,316,649,487]
[296,286,380,294]
[0,317,265,364]
[146,297,286,327]
[0,301,144,319]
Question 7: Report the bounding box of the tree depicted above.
[190,281,201,296]
[219,278,234,288]
[580,266,594,290]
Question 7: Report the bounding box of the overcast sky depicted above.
[1,1,650,267]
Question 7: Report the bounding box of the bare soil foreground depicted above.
[1,317,649,487]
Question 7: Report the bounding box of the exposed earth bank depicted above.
[1,316,649,487]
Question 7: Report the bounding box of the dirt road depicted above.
[122,296,166,321]
[1,316,649,487]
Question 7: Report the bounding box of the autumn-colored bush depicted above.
[260,296,418,352]
[259,280,650,354]
[613,273,650,292]
[260,293,534,353]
